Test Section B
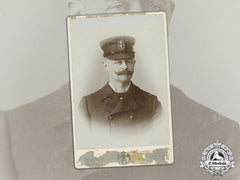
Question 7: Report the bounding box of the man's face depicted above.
[103,59,136,83]
[69,0,174,23]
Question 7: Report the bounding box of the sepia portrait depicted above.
[1,0,240,179]
[67,12,173,168]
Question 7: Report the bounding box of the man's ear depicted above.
[102,59,109,71]
[67,0,86,15]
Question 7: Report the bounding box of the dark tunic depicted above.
[79,83,161,131]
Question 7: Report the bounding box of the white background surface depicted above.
[0,0,239,124]
[169,0,240,123]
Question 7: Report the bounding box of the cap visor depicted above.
[106,53,135,60]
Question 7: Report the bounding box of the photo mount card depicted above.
[67,12,173,169]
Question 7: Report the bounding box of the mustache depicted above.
[115,70,134,76]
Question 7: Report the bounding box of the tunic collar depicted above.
[108,81,131,93]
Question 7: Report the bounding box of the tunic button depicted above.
[119,96,123,100]
[108,116,113,120]
[129,115,133,119]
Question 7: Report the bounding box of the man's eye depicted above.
[114,61,121,64]
[106,2,128,12]
[126,60,133,64]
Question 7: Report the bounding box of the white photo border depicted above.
[67,12,173,169]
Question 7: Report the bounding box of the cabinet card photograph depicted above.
[67,12,173,169]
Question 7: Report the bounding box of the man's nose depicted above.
[120,61,127,70]
[129,1,142,12]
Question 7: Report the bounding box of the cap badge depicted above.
[118,40,125,51]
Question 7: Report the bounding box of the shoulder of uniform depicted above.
[84,84,108,101]
[131,84,158,100]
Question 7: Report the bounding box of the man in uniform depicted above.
[80,36,161,129]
